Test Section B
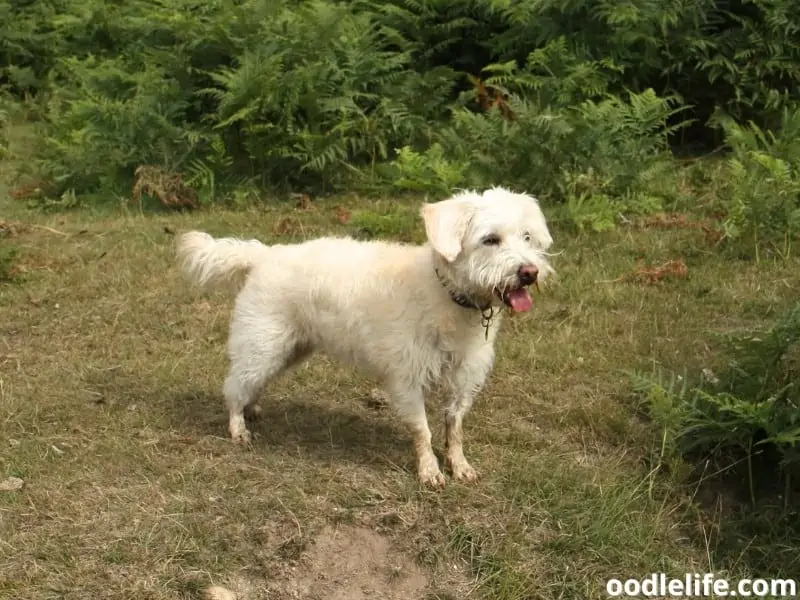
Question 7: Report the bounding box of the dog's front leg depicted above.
[444,399,479,483]
[445,354,493,483]
[388,381,446,488]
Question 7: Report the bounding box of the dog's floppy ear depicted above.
[420,198,472,262]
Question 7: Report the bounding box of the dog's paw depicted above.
[229,427,252,444]
[418,457,446,488]
[419,469,447,488]
[447,456,480,483]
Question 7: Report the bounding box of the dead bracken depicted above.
[132,165,199,210]
[634,212,724,245]
[600,259,689,285]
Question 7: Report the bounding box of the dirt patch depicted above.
[266,524,428,600]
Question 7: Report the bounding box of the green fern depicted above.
[382,143,471,194]
[8,0,800,204]
[715,106,800,255]
[629,303,800,502]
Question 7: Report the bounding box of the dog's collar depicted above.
[434,268,497,340]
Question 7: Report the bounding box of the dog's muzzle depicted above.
[518,264,538,286]
[495,264,539,313]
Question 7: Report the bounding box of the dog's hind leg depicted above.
[387,379,446,488]
[223,312,309,444]
[223,371,261,444]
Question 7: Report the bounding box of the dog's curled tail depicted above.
[177,231,267,291]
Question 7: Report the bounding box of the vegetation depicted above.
[1,0,799,249]
[631,303,800,504]
[1,0,799,597]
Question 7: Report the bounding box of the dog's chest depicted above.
[428,310,497,359]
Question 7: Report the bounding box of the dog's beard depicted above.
[452,261,540,314]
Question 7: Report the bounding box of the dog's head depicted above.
[421,187,554,313]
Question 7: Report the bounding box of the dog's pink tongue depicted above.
[507,289,533,312]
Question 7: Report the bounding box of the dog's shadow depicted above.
[170,389,413,472]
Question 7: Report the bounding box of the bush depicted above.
[371,0,800,144]
[40,56,201,199]
[434,84,685,201]
[381,144,472,196]
[30,0,460,200]
[714,105,800,257]
[2,0,800,236]
[630,303,800,504]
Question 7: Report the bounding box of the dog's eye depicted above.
[482,234,501,246]
[523,232,531,242]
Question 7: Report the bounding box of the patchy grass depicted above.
[1,185,799,599]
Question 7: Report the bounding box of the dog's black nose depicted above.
[518,264,539,286]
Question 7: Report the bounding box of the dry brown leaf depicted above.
[292,193,313,210]
[333,206,351,225]
[0,477,24,492]
[205,586,237,600]
[273,216,303,236]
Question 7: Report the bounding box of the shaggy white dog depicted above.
[177,187,554,486]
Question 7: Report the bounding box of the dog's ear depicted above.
[420,198,472,262]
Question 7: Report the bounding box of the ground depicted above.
[1,173,799,598]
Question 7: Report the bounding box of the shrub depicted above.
[31,0,459,200]
[630,303,800,504]
[205,0,456,192]
[382,144,472,196]
[3,0,800,217]
[714,105,800,257]
[433,86,685,210]
[39,56,202,200]
[376,0,800,146]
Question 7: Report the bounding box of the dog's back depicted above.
[179,231,432,293]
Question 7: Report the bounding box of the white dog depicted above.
[176,187,554,486]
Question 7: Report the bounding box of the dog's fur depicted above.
[177,187,554,486]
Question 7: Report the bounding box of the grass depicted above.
[1,137,799,599]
